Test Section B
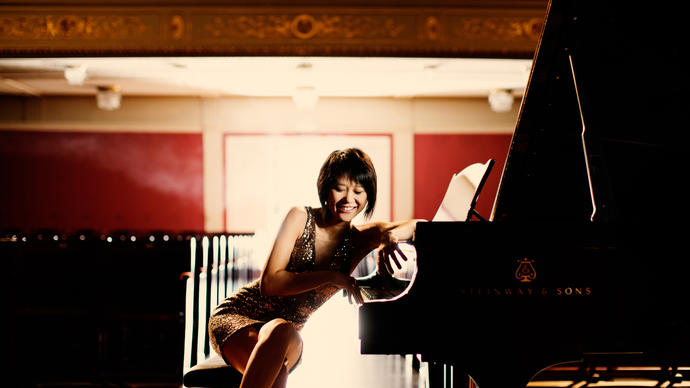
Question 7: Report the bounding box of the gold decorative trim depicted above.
[291,14,317,39]
[451,16,543,42]
[424,16,441,41]
[0,14,149,39]
[201,13,410,41]
[0,6,546,58]
[170,15,184,40]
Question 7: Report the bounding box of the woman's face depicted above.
[326,176,368,222]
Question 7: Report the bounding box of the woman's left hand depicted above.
[332,273,364,305]
[343,276,364,305]
[377,231,409,275]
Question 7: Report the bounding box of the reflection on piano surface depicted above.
[358,0,689,387]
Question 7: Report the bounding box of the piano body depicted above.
[358,0,689,387]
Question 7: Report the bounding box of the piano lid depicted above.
[359,3,690,386]
[491,0,686,226]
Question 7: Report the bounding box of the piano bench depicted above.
[183,354,243,388]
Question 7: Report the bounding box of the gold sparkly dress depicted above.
[208,206,354,361]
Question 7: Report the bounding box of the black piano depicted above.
[358,0,690,387]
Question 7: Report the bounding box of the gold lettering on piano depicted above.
[555,287,592,296]
[459,287,593,297]
[515,258,537,282]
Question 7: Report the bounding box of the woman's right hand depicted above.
[330,272,364,305]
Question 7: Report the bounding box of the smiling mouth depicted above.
[336,205,358,213]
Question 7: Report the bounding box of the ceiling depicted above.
[0,56,532,99]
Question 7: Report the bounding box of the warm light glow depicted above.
[219,235,227,301]
[527,381,576,387]
[289,295,423,388]
[488,88,514,112]
[64,64,87,85]
[210,236,219,314]
[224,135,392,234]
[572,380,589,388]
[96,85,121,111]
[587,380,664,387]
[183,237,197,373]
[196,236,209,365]
[0,57,532,98]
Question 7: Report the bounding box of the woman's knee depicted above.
[258,319,301,348]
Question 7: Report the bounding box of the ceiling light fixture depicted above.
[488,89,514,113]
[96,85,121,111]
[64,64,87,86]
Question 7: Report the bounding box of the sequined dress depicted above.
[208,206,355,360]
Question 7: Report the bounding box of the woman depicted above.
[208,148,422,388]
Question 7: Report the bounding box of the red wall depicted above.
[414,134,512,221]
[1,130,510,231]
[0,130,204,232]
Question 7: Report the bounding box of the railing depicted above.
[182,233,258,374]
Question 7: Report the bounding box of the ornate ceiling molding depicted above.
[0,5,546,58]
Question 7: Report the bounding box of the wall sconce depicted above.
[64,64,87,86]
[96,85,121,111]
[488,89,514,113]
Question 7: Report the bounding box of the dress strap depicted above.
[286,206,317,272]
[304,206,315,238]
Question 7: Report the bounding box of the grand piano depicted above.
[358,0,689,387]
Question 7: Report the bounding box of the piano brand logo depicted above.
[515,258,536,283]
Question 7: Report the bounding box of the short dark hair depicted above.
[317,148,377,218]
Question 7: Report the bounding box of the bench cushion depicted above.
[183,354,243,388]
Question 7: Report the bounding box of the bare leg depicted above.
[222,319,302,388]
[240,319,302,388]
[271,364,289,388]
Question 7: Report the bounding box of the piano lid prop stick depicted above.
[568,53,597,222]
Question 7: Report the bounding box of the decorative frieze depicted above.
[201,13,411,41]
[451,16,543,42]
[0,14,151,39]
[0,6,545,57]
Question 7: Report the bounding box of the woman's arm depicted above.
[353,219,427,273]
[259,207,357,297]
[380,219,425,243]
[357,219,426,251]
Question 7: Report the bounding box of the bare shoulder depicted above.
[278,206,309,238]
[286,205,308,220]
